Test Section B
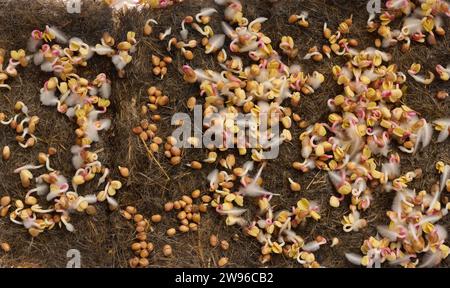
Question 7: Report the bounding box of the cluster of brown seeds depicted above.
[122,198,209,267]
[163,136,182,166]
[132,119,159,144]
[133,86,171,161]
[164,190,208,236]
[1,242,11,253]
[121,206,154,268]
[151,54,172,78]
[146,86,170,112]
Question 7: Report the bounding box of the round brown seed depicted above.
[220,240,230,251]
[163,244,172,257]
[151,214,162,223]
[210,234,218,247]
[1,242,11,252]
[218,257,229,267]
[164,202,174,212]
[166,228,176,236]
